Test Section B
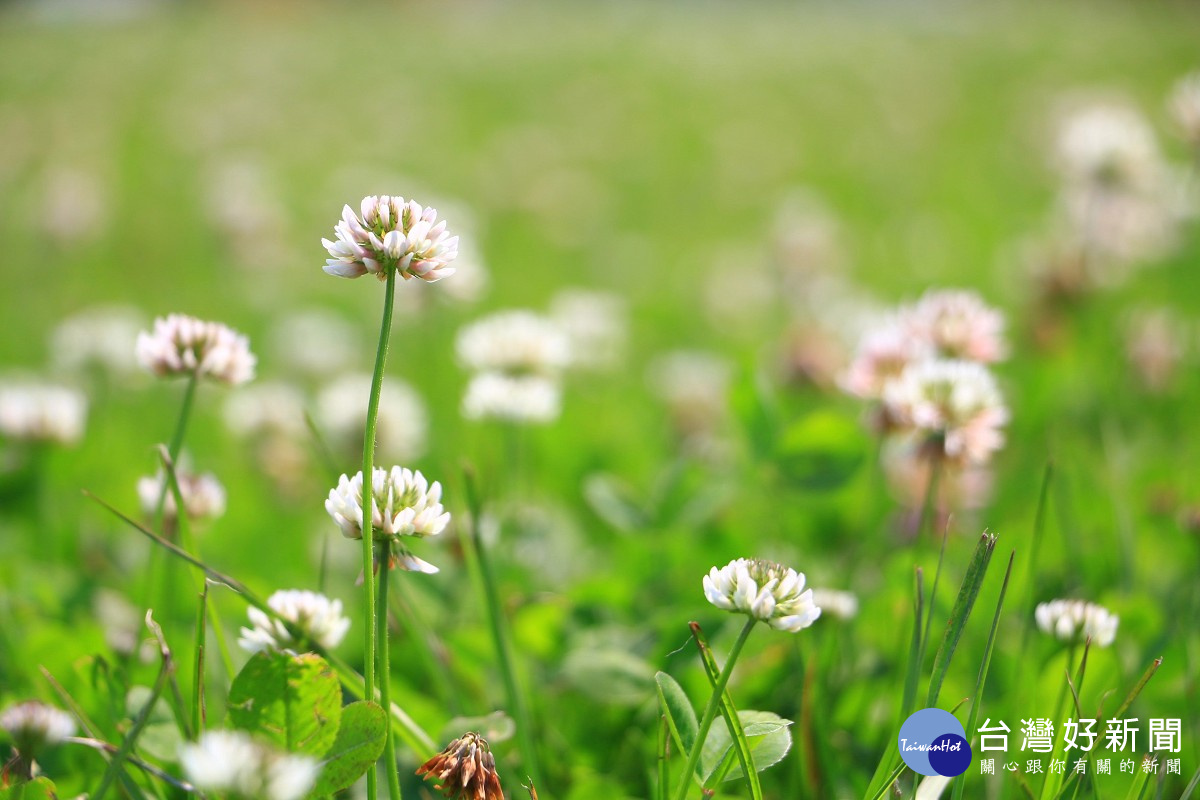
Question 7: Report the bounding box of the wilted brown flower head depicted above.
[417,732,504,800]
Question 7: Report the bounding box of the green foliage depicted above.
[310,701,388,797]
[227,650,342,759]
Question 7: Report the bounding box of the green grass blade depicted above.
[658,715,671,800]
[1111,657,1162,719]
[688,621,764,800]
[927,532,997,709]
[191,582,207,741]
[1179,762,1200,800]
[953,550,1015,800]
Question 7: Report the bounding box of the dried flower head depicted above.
[178,730,320,800]
[0,701,75,753]
[416,732,505,800]
[323,196,458,282]
[456,310,571,375]
[882,359,1008,466]
[0,380,87,445]
[906,289,1007,363]
[325,467,449,572]
[238,589,350,654]
[703,558,822,633]
[137,464,226,523]
[1035,599,1119,648]
[461,371,562,424]
[1169,72,1200,147]
[136,314,256,385]
[317,373,428,460]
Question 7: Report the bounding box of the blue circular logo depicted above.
[897,709,971,777]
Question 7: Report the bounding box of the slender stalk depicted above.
[377,544,403,800]
[361,268,399,800]
[463,467,544,790]
[671,617,757,800]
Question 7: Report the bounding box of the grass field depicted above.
[1,1,1200,798]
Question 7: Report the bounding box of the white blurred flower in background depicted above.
[268,309,359,380]
[1035,599,1119,647]
[0,380,87,445]
[51,305,143,377]
[549,289,627,372]
[238,589,350,654]
[178,730,320,800]
[136,314,256,385]
[137,461,226,523]
[316,373,427,461]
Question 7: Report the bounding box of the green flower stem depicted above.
[376,544,403,800]
[362,268,399,800]
[463,470,544,791]
[671,617,757,800]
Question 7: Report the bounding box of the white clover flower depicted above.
[1169,72,1200,147]
[179,730,319,800]
[461,372,562,424]
[51,305,144,376]
[703,558,822,633]
[0,701,76,751]
[238,589,350,654]
[136,314,256,385]
[138,464,226,523]
[809,588,859,621]
[1054,102,1163,191]
[323,195,458,282]
[316,374,427,461]
[647,350,732,437]
[325,467,449,572]
[268,309,359,379]
[906,289,1007,363]
[840,318,934,401]
[0,381,87,445]
[1035,599,1119,648]
[1124,307,1188,393]
[456,310,571,375]
[223,381,308,439]
[549,289,628,371]
[882,359,1009,466]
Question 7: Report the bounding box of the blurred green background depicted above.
[1,1,1200,798]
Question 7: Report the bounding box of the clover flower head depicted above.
[137,463,226,523]
[178,730,320,800]
[238,589,350,654]
[549,289,628,371]
[51,305,144,376]
[323,195,458,282]
[841,318,934,401]
[703,558,821,633]
[648,350,733,438]
[1169,72,1200,146]
[0,380,87,445]
[461,371,562,424]
[1035,599,1118,648]
[317,373,427,460]
[223,381,308,439]
[882,359,1008,465]
[456,310,571,375]
[809,588,859,621]
[1055,102,1162,190]
[325,467,449,572]
[136,314,256,385]
[416,732,505,800]
[0,701,75,753]
[907,289,1007,363]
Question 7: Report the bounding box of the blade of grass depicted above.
[92,612,175,800]
[658,715,671,800]
[688,621,764,800]
[865,567,924,800]
[867,761,907,800]
[927,533,997,709]
[86,487,438,759]
[1111,658,1162,719]
[191,582,207,740]
[952,550,1014,800]
[1180,762,1200,800]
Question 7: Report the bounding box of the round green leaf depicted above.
[227,650,342,758]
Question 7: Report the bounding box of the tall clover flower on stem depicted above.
[323,195,457,800]
[669,559,821,800]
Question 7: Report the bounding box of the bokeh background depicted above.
[2,1,1200,798]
